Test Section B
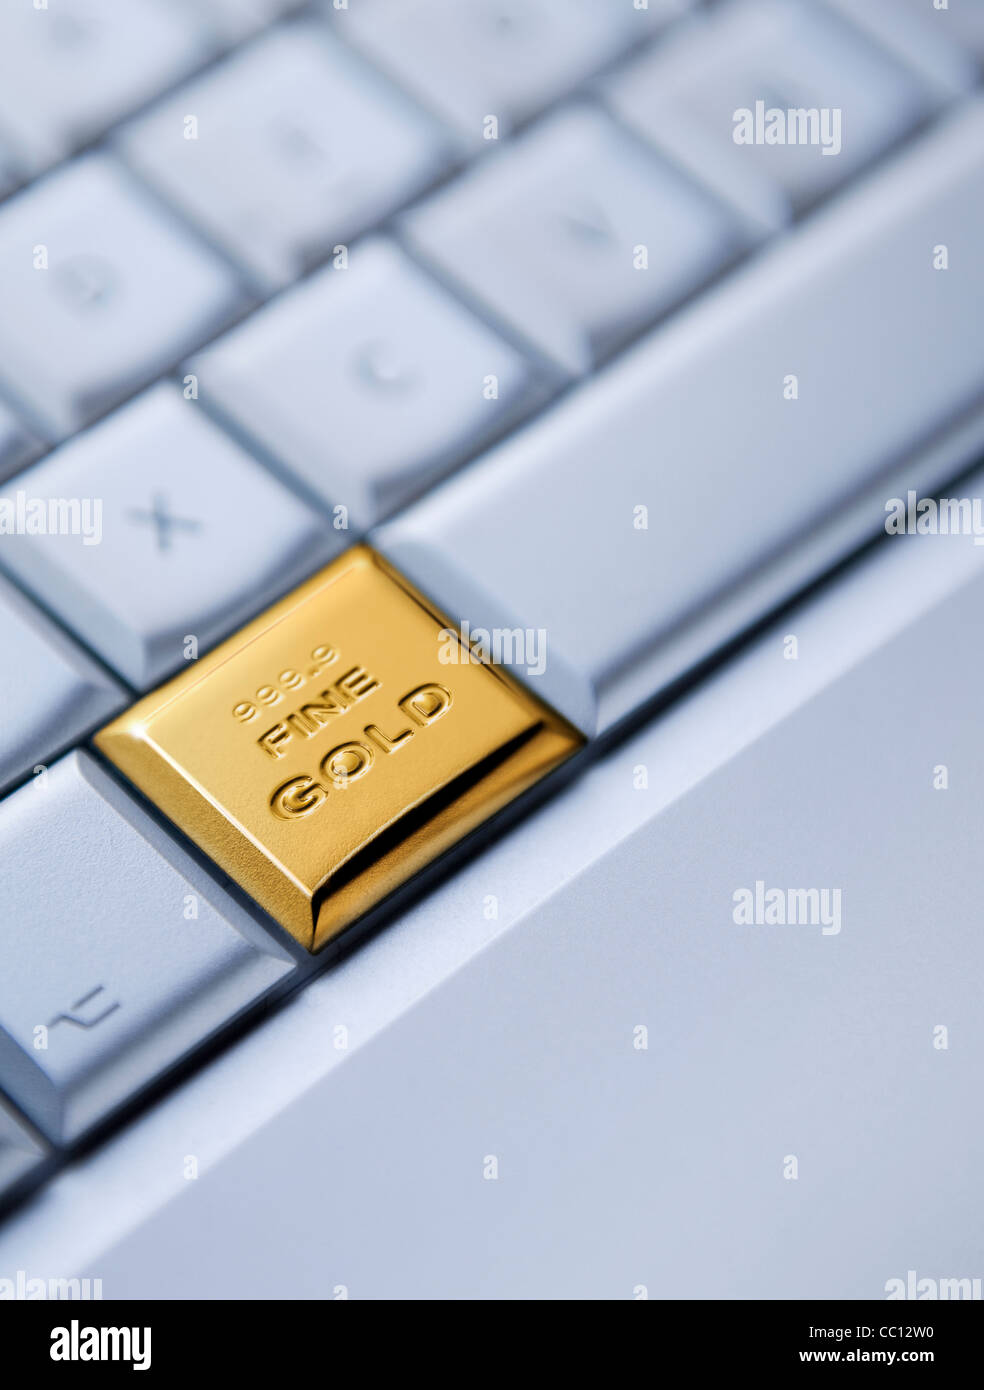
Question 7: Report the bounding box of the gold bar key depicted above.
[96,546,581,952]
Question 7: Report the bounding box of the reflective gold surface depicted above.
[96,546,581,951]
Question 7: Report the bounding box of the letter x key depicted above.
[127,493,202,552]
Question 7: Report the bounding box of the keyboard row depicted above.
[0,1,972,440]
[1,5,984,1197]
[6,85,984,1168]
[2,84,984,783]
[0,0,678,197]
[3,0,983,204]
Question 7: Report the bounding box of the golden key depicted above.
[96,546,581,951]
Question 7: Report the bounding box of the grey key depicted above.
[0,573,124,795]
[376,98,984,736]
[403,105,744,376]
[822,0,979,101]
[191,238,544,528]
[0,384,336,690]
[340,0,690,148]
[0,156,247,442]
[0,752,294,1144]
[0,0,210,174]
[121,24,453,291]
[0,1099,46,1200]
[607,0,937,235]
[0,398,40,485]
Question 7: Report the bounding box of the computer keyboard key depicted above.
[831,0,984,67]
[340,0,685,147]
[0,156,247,442]
[96,547,582,952]
[0,1099,46,1201]
[121,24,453,291]
[607,0,936,234]
[821,0,980,101]
[191,239,544,528]
[0,399,40,485]
[193,0,306,43]
[0,0,210,173]
[0,574,125,796]
[403,105,744,376]
[0,752,295,1145]
[0,385,336,690]
[376,98,984,736]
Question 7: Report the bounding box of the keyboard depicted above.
[1,0,983,1295]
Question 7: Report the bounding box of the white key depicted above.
[0,1099,45,1201]
[120,24,453,290]
[403,105,743,376]
[607,0,937,234]
[0,752,294,1143]
[0,156,247,442]
[0,398,40,485]
[823,0,982,98]
[0,384,336,690]
[376,99,984,736]
[0,573,125,795]
[191,239,545,528]
[190,0,306,43]
[0,0,210,173]
[339,0,687,147]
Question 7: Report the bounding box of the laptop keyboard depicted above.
[401,103,744,375]
[190,237,546,525]
[0,571,124,795]
[378,97,984,734]
[0,383,336,688]
[0,154,247,438]
[0,752,294,1146]
[0,0,982,1203]
[606,0,942,230]
[119,21,454,290]
[340,0,686,144]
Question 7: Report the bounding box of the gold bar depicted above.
[96,546,581,951]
